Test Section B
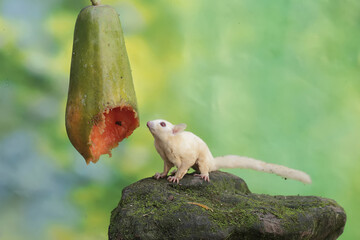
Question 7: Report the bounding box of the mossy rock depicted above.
[108,171,346,240]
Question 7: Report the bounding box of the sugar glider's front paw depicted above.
[153,172,166,180]
[194,173,210,182]
[167,176,180,184]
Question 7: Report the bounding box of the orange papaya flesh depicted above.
[89,106,139,164]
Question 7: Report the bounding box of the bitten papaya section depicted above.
[66,1,139,164]
[89,106,139,162]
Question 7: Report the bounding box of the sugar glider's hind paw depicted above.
[167,176,180,184]
[153,172,166,180]
[194,173,210,182]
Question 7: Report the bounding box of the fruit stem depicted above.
[91,0,101,6]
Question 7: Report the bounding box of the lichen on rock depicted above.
[108,171,346,240]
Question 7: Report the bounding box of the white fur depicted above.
[147,119,311,184]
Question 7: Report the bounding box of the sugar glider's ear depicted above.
[173,123,187,134]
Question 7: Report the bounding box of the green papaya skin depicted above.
[66,3,139,164]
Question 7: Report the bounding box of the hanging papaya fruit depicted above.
[66,0,139,164]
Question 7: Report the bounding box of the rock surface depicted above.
[108,171,346,240]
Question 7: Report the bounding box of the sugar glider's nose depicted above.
[146,121,151,128]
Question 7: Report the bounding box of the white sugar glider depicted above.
[147,119,311,184]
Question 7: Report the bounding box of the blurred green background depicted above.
[0,0,359,239]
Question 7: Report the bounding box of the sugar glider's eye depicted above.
[160,122,166,127]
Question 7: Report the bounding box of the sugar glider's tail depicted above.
[213,155,311,184]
